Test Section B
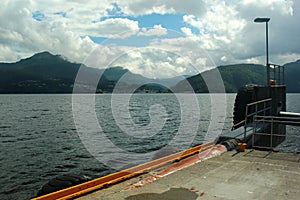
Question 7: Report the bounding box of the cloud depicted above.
[0,1,136,63]
[150,36,217,71]
[138,24,167,36]
[241,0,294,16]
[116,0,206,17]
[180,27,195,38]
[79,18,139,38]
[180,0,299,65]
[0,0,299,75]
[108,48,191,79]
[0,0,101,62]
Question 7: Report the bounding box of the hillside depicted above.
[174,64,266,93]
[0,52,170,93]
[0,52,299,93]
[0,52,97,93]
[284,59,300,92]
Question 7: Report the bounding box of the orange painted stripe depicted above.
[32,142,214,200]
[158,144,227,176]
[124,144,227,189]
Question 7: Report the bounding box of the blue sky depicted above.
[78,13,200,45]
[100,2,199,34]
[88,15,189,45]
[1,0,300,78]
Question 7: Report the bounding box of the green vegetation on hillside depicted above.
[174,64,266,93]
[0,52,299,93]
[284,60,300,93]
[0,52,168,93]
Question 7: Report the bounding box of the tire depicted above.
[37,174,90,197]
[221,139,238,151]
[233,85,256,129]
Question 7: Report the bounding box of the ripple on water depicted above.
[55,164,77,169]
[1,139,16,143]
[75,154,92,159]
[0,125,11,129]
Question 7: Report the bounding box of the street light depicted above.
[254,17,270,86]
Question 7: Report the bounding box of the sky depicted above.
[1,0,300,78]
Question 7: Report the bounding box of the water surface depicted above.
[0,94,298,199]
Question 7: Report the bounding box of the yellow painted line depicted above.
[32,142,214,200]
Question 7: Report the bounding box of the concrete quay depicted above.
[79,150,300,200]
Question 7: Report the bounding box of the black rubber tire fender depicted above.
[37,174,90,197]
[233,85,255,129]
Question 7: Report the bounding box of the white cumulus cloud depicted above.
[116,0,206,17]
[79,18,139,38]
[0,0,299,76]
[138,25,167,36]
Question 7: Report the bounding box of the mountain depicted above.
[174,64,266,93]
[0,52,299,93]
[284,59,300,93]
[101,66,152,85]
[0,52,75,93]
[0,52,102,93]
[0,52,172,93]
[157,75,192,88]
[174,61,300,93]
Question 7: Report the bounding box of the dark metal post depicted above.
[266,21,270,86]
[254,17,270,86]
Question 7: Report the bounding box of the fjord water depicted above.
[0,94,299,200]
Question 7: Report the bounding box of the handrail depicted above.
[269,63,285,85]
[231,120,245,130]
[252,115,300,151]
[246,98,272,107]
[232,98,271,129]
[255,115,300,125]
[243,98,272,141]
[256,115,300,120]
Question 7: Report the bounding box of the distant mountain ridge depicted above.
[0,52,299,93]
[173,64,267,93]
[283,59,300,92]
[0,52,175,93]
[174,60,300,93]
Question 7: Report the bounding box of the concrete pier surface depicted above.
[78,150,300,200]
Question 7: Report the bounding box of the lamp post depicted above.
[254,17,270,86]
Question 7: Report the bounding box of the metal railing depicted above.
[242,98,272,141]
[269,63,285,85]
[252,115,300,153]
[231,98,272,131]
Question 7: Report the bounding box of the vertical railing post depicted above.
[282,66,285,84]
[266,22,270,86]
[244,105,248,141]
[273,65,276,82]
[270,116,274,150]
[263,101,266,128]
[252,116,257,149]
[255,102,258,116]
[278,65,280,84]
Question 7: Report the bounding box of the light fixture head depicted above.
[254,18,270,23]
